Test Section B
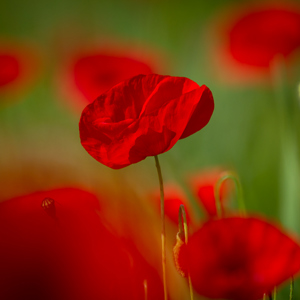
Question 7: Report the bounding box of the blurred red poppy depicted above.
[229,5,300,68]
[58,47,158,112]
[74,54,153,101]
[208,3,300,84]
[0,54,20,87]
[0,187,164,300]
[176,216,300,300]
[189,168,232,218]
[0,40,39,100]
[151,184,191,225]
[80,74,214,169]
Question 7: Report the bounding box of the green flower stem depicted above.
[273,286,277,300]
[214,178,223,218]
[154,155,168,300]
[214,172,246,217]
[290,277,294,300]
[278,128,299,232]
[178,205,194,300]
[271,57,300,233]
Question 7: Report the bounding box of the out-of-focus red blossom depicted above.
[74,53,153,101]
[0,54,19,86]
[209,3,300,84]
[0,187,164,300]
[0,41,39,98]
[229,5,300,68]
[79,74,214,169]
[59,48,157,111]
[176,216,300,300]
[189,168,232,218]
[151,184,191,225]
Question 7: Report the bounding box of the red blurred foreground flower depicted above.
[189,168,232,218]
[175,216,300,300]
[228,4,300,68]
[151,184,191,225]
[80,74,214,169]
[0,188,164,300]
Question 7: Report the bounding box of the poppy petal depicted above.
[79,74,214,169]
[177,216,300,300]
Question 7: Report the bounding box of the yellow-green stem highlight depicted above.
[263,293,266,300]
[214,181,223,218]
[178,205,194,300]
[154,155,168,300]
[271,57,300,233]
[273,286,277,300]
[290,277,294,300]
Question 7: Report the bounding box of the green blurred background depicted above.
[0,0,300,299]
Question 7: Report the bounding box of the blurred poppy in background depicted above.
[58,46,159,112]
[79,74,214,169]
[73,53,153,101]
[0,187,164,300]
[151,184,191,226]
[0,53,19,87]
[189,168,232,218]
[0,40,39,101]
[209,2,300,84]
[175,216,300,300]
[228,4,300,68]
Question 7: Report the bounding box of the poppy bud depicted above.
[173,232,188,278]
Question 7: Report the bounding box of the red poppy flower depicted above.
[58,47,159,112]
[229,5,300,68]
[189,168,232,218]
[0,40,39,99]
[151,184,191,225]
[0,187,164,300]
[175,216,300,300]
[74,53,153,101]
[79,74,214,169]
[208,3,300,84]
[0,54,20,87]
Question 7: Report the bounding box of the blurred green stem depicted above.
[214,172,246,217]
[178,205,194,300]
[290,277,294,300]
[271,57,300,233]
[166,152,203,222]
[214,177,223,218]
[273,286,277,300]
[154,155,168,300]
